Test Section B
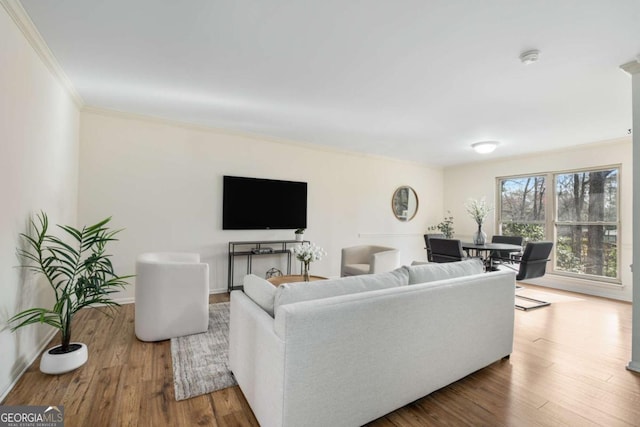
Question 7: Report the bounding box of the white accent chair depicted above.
[340,245,400,277]
[135,252,209,342]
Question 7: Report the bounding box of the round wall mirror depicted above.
[392,186,419,222]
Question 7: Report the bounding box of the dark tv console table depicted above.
[227,240,309,292]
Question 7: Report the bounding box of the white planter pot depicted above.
[295,234,304,242]
[40,342,88,375]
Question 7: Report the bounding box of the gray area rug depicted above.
[171,302,237,401]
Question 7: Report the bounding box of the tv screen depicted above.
[223,175,307,230]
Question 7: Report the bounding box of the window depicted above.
[499,175,546,242]
[498,166,620,282]
[555,169,618,279]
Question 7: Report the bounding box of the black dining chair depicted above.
[490,235,524,267]
[423,233,445,262]
[506,241,554,310]
[515,241,553,280]
[429,238,465,263]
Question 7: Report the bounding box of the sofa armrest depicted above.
[229,291,285,427]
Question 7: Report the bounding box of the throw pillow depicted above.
[273,267,409,315]
[243,274,276,317]
[407,258,483,284]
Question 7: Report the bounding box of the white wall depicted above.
[78,110,443,300]
[0,5,80,400]
[443,139,633,301]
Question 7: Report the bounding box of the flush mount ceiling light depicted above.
[519,49,540,65]
[471,141,499,154]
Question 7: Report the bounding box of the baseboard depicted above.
[0,328,57,404]
[626,360,640,373]
[524,274,629,302]
[113,296,135,305]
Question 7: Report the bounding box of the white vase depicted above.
[295,234,303,242]
[40,342,88,375]
[473,225,487,245]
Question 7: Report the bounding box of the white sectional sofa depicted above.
[229,259,516,427]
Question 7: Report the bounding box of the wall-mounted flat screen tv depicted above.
[222,175,307,230]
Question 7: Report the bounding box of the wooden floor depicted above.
[3,286,640,426]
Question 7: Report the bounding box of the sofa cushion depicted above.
[243,274,276,317]
[407,258,484,284]
[273,267,409,315]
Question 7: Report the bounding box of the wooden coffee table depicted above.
[267,274,328,286]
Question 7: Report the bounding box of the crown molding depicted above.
[620,60,640,75]
[81,106,437,169]
[1,0,84,107]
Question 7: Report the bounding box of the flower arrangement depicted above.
[465,197,492,226]
[291,243,326,281]
[292,242,326,263]
[465,198,492,245]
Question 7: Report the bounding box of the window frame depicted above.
[496,164,621,284]
[497,174,547,241]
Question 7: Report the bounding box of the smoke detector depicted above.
[520,49,540,65]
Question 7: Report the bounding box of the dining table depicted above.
[461,241,523,271]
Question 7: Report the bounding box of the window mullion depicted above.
[547,172,556,272]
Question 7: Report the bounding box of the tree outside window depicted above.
[555,169,618,279]
[499,176,546,242]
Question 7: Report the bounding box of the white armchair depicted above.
[135,252,209,342]
[340,245,400,277]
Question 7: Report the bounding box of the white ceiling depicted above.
[18,0,640,166]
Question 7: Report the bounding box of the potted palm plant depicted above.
[9,212,131,374]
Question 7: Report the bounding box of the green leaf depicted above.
[47,247,78,266]
[84,217,112,232]
[9,308,62,332]
[57,225,83,241]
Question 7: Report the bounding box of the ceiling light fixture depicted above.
[472,141,499,154]
[519,49,540,65]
